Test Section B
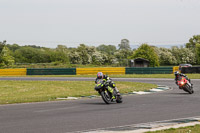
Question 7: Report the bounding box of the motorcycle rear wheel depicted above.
[116,94,122,103]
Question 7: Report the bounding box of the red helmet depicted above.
[97,72,103,79]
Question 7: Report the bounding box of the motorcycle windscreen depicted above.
[94,79,104,90]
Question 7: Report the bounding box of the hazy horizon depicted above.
[0,0,199,48]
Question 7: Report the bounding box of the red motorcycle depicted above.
[177,76,194,94]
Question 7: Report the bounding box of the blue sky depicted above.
[0,0,200,48]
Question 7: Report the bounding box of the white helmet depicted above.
[174,71,179,75]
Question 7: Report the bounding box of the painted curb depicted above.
[60,85,170,100]
[56,97,78,100]
[132,85,170,95]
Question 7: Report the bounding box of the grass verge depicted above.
[0,80,157,104]
[146,124,200,133]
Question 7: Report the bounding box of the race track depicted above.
[0,77,200,133]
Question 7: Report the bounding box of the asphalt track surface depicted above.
[0,77,200,133]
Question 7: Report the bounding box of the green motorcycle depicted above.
[94,79,122,104]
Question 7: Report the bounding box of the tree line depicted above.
[0,35,200,68]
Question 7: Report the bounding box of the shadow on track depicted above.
[81,102,117,105]
[168,92,193,95]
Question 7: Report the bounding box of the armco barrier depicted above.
[173,66,180,73]
[126,67,173,74]
[181,67,200,74]
[76,67,125,75]
[27,68,76,75]
[0,68,27,76]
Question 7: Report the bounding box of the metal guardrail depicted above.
[126,67,173,74]
[0,67,176,75]
[0,68,27,76]
[27,68,76,75]
[76,67,125,75]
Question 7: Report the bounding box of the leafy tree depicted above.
[171,46,196,65]
[186,35,200,64]
[195,43,200,64]
[14,46,51,63]
[155,47,177,65]
[115,39,132,66]
[118,39,131,50]
[0,46,15,67]
[114,49,132,66]
[69,51,82,64]
[186,35,200,49]
[171,46,181,64]
[69,44,95,64]
[113,41,133,66]
[95,44,118,65]
[77,44,93,64]
[0,40,6,53]
[96,44,117,55]
[106,55,116,64]
[6,44,20,52]
[115,50,130,60]
[25,45,42,49]
[180,48,196,64]
[56,45,68,52]
[49,45,70,63]
[91,51,106,65]
[129,44,159,67]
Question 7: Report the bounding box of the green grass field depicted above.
[0,80,157,104]
[146,124,200,133]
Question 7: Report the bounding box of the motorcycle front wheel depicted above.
[184,83,194,94]
[100,91,112,104]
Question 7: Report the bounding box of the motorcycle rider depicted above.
[174,71,192,87]
[95,72,119,99]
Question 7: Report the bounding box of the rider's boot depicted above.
[113,87,121,98]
